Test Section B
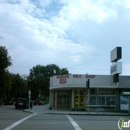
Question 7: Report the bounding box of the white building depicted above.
[49,74,130,112]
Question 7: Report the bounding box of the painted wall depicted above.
[50,74,130,90]
[119,76,130,87]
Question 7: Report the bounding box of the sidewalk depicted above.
[23,105,130,116]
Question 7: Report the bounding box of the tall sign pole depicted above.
[28,90,31,109]
[86,79,90,114]
[28,81,32,109]
[97,87,98,113]
[110,47,122,85]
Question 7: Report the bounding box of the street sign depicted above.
[28,95,31,99]
[28,90,31,95]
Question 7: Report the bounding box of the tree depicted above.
[0,46,12,71]
[10,74,28,99]
[0,46,12,105]
[28,64,69,100]
[60,68,69,74]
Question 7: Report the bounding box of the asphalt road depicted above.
[0,105,130,130]
[0,105,31,130]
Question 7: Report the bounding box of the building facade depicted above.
[49,74,130,112]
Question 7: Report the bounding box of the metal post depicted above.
[97,87,98,113]
[28,90,31,109]
[86,79,90,114]
[88,88,90,114]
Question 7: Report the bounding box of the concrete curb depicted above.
[23,106,130,116]
[23,109,130,116]
[45,112,129,116]
[23,109,34,113]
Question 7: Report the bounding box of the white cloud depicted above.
[58,0,117,23]
[0,0,130,75]
[38,0,52,7]
[126,0,130,8]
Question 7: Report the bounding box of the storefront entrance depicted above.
[57,95,69,109]
[57,90,70,109]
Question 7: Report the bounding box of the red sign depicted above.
[59,78,66,84]
[57,75,69,79]
[73,75,81,78]
[86,75,95,78]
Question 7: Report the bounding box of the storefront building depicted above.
[49,74,130,112]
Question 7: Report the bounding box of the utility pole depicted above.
[28,81,32,109]
[97,87,98,113]
[86,79,90,114]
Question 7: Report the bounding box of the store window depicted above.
[86,96,115,106]
[86,88,115,107]
[106,96,115,106]
[90,96,96,105]
[98,96,105,106]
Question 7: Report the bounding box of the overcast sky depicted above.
[0,0,130,76]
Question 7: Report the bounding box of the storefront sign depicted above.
[73,75,82,78]
[57,75,69,84]
[86,75,95,78]
[74,89,85,109]
[59,78,66,84]
[57,75,69,78]
[110,62,122,75]
[110,47,122,62]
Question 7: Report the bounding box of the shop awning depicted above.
[121,92,130,95]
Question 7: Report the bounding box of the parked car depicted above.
[34,99,42,105]
[14,98,28,109]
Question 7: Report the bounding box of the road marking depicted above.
[3,113,37,130]
[66,115,82,130]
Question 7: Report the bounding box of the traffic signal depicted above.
[28,81,32,90]
[86,79,90,89]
